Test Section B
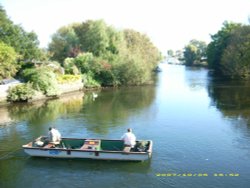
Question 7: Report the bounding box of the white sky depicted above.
[1,0,250,54]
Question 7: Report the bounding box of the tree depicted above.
[220,25,250,78]
[74,20,109,56]
[0,6,41,61]
[167,50,174,57]
[123,29,161,70]
[49,24,80,63]
[183,39,207,66]
[48,20,161,86]
[184,44,197,66]
[207,21,242,73]
[0,41,18,79]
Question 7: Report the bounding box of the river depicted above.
[0,63,250,188]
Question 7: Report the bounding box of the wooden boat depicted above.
[22,136,153,161]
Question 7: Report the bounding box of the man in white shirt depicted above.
[48,127,61,144]
[121,128,136,148]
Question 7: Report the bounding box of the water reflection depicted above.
[8,92,84,126]
[82,86,156,134]
[0,86,156,135]
[207,79,250,121]
[207,78,250,152]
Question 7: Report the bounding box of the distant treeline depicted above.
[182,21,250,79]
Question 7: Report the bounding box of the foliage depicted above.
[184,44,197,66]
[220,25,250,78]
[0,6,41,61]
[0,41,19,79]
[82,72,101,88]
[117,55,152,85]
[74,20,110,56]
[48,20,161,86]
[206,21,250,78]
[7,83,35,102]
[49,24,81,63]
[123,29,161,70]
[183,39,207,66]
[57,74,81,84]
[22,67,59,96]
[63,57,80,75]
[73,52,95,73]
[121,29,161,85]
[207,21,242,73]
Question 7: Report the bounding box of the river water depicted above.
[1,63,250,188]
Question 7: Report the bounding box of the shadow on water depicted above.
[0,146,152,188]
[25,156,151,173]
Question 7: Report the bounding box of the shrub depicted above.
[63,58,80,75]
[82,72,101,88]
[22,67,59,96]
[7,83,35,102]
[57,74,81,84]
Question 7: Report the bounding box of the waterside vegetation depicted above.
[0,6,161,102]
[182,21,250,79]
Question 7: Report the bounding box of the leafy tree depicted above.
[74,20,109,56]
[0,41,18,79]
[124,29,161,70]
[183,39,207,66]
[49,20,161,86]
[184,44,197,66]
[49,24,80,63]
[207,21,242,73]
[0,6,41,61]
[220,25,250,78]
[122,29,161,85]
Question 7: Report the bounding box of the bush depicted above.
[82,72,101,88]
[63,58,80,75]
[74,52,94,73]
[7,83,35,102]
[22,67,59,96]
[57,74,81,84]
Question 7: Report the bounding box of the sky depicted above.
[1,0,250,54]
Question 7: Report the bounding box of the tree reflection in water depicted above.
[82,86,156,134]
[207,78,250,147]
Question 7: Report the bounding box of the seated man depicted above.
[48,127,61,145]
[121,128,136,151]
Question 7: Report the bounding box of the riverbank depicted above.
[0,80,84,107]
